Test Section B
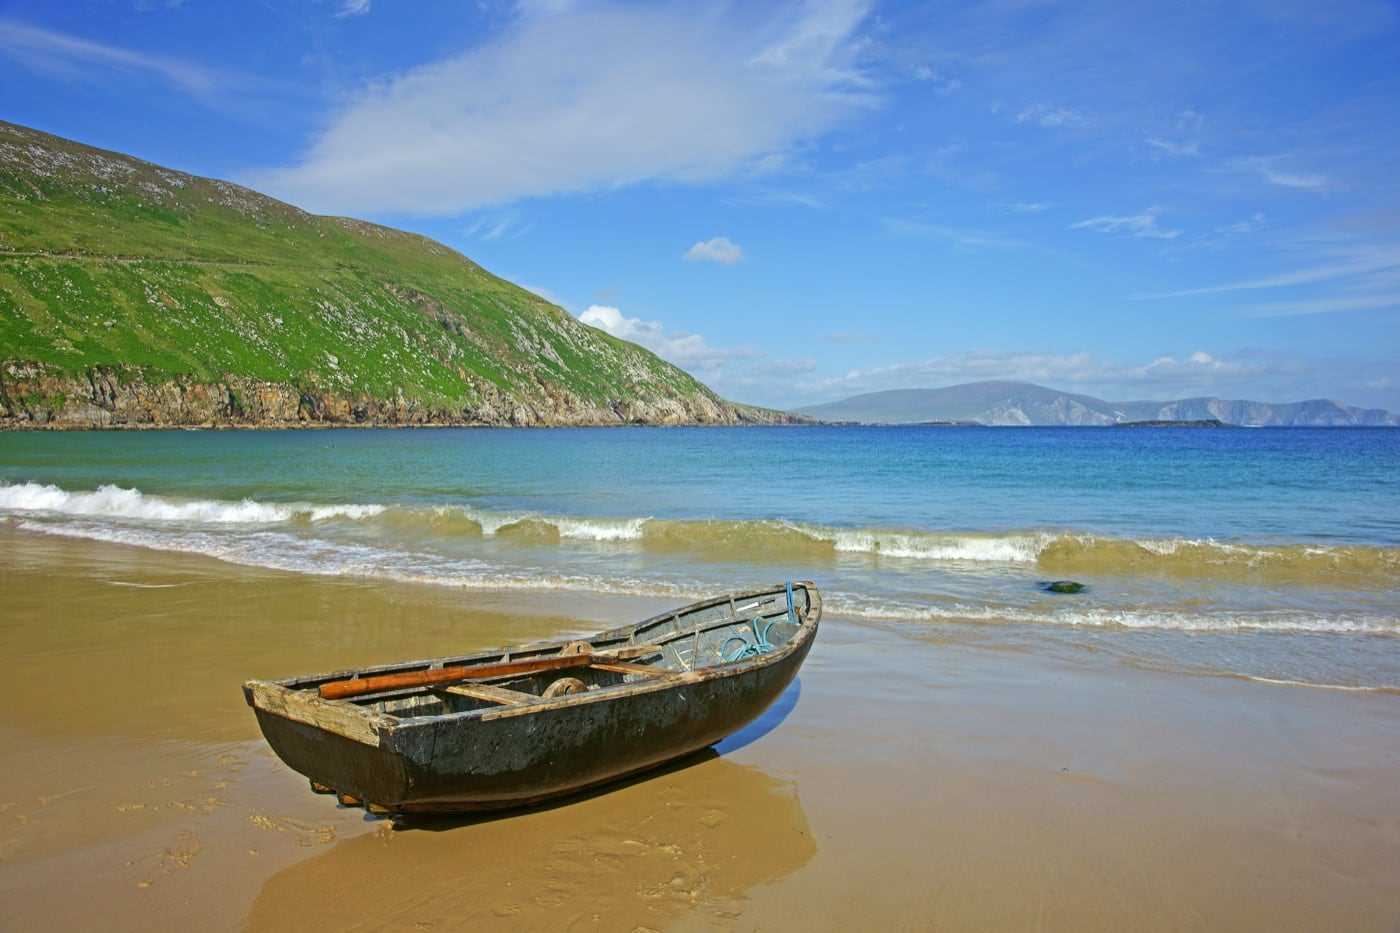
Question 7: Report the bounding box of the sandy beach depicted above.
[1,524,1396,931]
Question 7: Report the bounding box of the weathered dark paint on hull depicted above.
[252,614,814,813]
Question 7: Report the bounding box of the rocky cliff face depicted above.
[0,361,786,429]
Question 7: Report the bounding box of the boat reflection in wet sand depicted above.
[243,582,820,814]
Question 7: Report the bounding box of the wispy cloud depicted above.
[463,213,530,241]
[1070,206,1181,240]
[519,282,565,307]
[727,190,826,209]
[1215,212,1266,236]
[1245,293,1400,317]
[1230,155,1331,192]
[1147,137,1199,157]
[883,217,1026,249]
[683,236,744,265]
[0,19,217,93]
[1015,104,1089,128]
[911,63,962,95]
[252,0,877,214]
[1006,201,1053,213]
[335,0,372,17]
[1135,244,1400,299]
[820,331,879,344]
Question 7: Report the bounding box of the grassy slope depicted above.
[0,120,736,420]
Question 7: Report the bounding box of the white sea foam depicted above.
[306,504,386,521]
[553,516,648,542]
[461,508,525,536]
[825,595,1400,636]
[827,529,1048,562]
[104,581,188,589]
[0,482,382,525]
[1236,675,1397,694]
[15,519,698,602]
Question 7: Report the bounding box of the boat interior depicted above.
[300,583,815,722]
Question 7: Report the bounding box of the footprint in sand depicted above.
[247,812,338,846]
[162,831,201,869]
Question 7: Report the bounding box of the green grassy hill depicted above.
[0,120,782,428]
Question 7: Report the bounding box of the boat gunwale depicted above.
[243,582,821,738]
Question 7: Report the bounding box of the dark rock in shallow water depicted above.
[1043,580,1086,594]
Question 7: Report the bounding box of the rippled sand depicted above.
[1,526,1397,931]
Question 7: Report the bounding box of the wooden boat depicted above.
[242,581,820,813]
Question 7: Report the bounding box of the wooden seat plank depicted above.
[592,661,665,677]
[440,683,539,706]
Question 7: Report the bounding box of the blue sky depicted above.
[3,0,1399,410]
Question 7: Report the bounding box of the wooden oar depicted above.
[317,644,663,700]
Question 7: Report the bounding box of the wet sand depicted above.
[2,525,1398,931]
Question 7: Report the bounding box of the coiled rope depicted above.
[722,581,797,663]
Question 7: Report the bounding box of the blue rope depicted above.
[721,581,797,663]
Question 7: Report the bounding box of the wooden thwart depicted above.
[591,661,664,677]
[440,683,539,706]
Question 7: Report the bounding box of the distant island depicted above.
[0,121,791,429]
[798,381,1398,427]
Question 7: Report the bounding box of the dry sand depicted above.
[1,525,1397,931]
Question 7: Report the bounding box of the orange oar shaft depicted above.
[318,653,591,700]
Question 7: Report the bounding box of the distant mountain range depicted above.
[797,381,1399,427]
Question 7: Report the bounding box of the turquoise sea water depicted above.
[2,426,1398,690]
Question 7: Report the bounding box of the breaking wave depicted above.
[13,515,1398,639]
[0,481,382,524]
[3,480,1398,586]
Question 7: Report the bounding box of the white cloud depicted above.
[1007,201,1052,213]
[800,348,1268,400]
[1070,206,1181,240]
[335,0,371,17]
[250,1,876,214]
[0,19,217,93]
[578,305,750,371]
[1230,155,1330,192]
[683,236,744,264]
[1015,104,1089,128]
[575,303,826,404]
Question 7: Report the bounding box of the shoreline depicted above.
[2,530,1397,930]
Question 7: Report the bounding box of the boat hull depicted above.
[251,622,813,813]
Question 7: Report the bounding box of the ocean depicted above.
[2,425,1397,691]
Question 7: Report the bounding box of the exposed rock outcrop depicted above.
[0,361,792,429]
